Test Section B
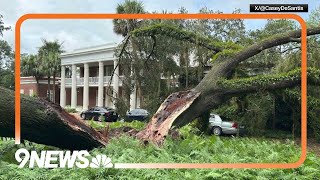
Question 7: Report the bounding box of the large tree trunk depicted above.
[0,87,107,150]
[137,26,320,145]
[137,90,200,145]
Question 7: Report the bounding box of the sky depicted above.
[0,0,319,54]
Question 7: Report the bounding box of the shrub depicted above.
[64,107,77,113]
[1,135,319,179]
[1,124,319,179]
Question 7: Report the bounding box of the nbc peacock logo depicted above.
[90,154,113,168]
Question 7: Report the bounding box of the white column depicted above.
[130,85,136,110]
[105,88,112,108]
[136,92,141,108]
[71,64,77,109]
[113,59,119,107]
[98,61,104,107]
[129,61,136,110]
[60,65,66,108]
[83,63,89,110]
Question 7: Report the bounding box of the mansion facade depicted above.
[59,43,140,110]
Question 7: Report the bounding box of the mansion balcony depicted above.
[65,76,124,87]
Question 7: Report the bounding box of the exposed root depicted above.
[136,90,200,146]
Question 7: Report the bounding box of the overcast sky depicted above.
[0,0,319,54]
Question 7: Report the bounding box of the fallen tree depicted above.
[0,87,107,150]
[134,25,320,145]
[0,26,319,150]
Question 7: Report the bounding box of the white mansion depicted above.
[59,43,140,111]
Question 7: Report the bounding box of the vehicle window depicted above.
[137,109,147,114]
[103,107,112,110]
[220,116,231,121]
[94,108,100,111]
[100,107,108,112]
[131,110,138,114]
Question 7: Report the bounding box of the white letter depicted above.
[29,151,46,168]
[59,151,78,168]
[76,150,90,168]
[45,151,59,168]
[15,148,30,168]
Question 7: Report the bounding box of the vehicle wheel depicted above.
[212,127,222,136]
[81,113,86,120]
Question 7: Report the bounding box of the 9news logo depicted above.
[15,148,113,168]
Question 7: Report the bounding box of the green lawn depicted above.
[0,123,319,179]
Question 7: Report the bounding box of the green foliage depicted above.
[64,107,77,113]
[280,89,320,140]
[308,6,320,27]
[1,128,320,179]
[309,110,320,140]
[38,39,63,76]
[0,139,59,165]
[214,101,238,118]
[113,0,145,37]
[194,112,210,134]
[87,120,146,131]
[88,119,107,129]
[0,39,14,89]
[218,67,320,91]
[131,23,242,52]
[21,54,43,82]
[37,39,64,101]
[218,68,302,90]
[211,49,239,62]
[108,120,145,130]
[263,130,294,139]
[215,93,274,136]
[282,89,320,108]
[114,97,130,119]
[0,15,11,36]
[0,69,14,89]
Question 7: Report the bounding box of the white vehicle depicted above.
[209,114,243,136]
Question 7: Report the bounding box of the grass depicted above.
[87,119,146,130]
[0,123,319,179]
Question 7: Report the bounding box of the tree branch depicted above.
[144,35,156,69]
[106,35,131,99]
[217,26,320,76]
[218,68,320,95]
[131,23,241,52]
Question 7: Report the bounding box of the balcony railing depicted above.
[65,76,123,86]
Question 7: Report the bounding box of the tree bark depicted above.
[0,87,107,150]
[136,26,320,145]
[137,90,201,145]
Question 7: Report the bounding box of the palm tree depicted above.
[21,54,43,95]
[113,0,145,108]
[113,0,145,37]
[38,39,63,102]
